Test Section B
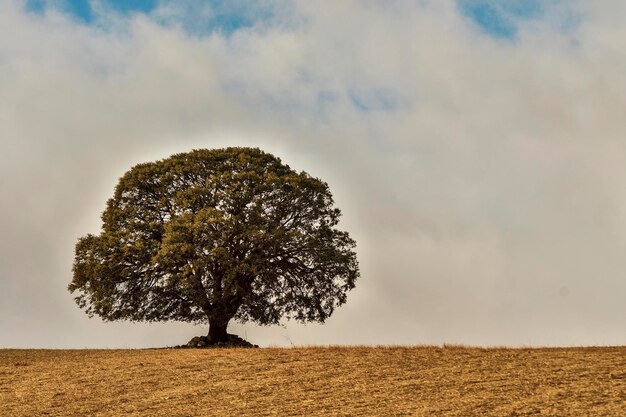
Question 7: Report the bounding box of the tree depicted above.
[69,147,359,344]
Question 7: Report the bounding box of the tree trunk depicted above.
[207,317,229,343]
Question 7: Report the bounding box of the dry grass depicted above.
[2,346,626,416]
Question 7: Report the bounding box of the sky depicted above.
[2,0,626,348]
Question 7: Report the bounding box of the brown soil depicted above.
[2,346,625,416]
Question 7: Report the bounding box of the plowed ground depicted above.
[2,346,626,416]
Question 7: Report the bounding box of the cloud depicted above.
[2,0,626,347]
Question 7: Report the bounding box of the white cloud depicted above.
[2,0,626,347]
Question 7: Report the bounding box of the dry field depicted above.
[2,346,626,416]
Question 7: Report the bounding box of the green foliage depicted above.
[69,147,359,332]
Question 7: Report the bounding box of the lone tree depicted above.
[69,147,359,344]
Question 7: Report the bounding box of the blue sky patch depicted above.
[458,0,545,39]
[109,0,157,17]
[208,0,276,35]
[24,0,277,35]
[26,0,91,22]
[26,0,156,22]
[62,0,92,22]
[25,0,45,14]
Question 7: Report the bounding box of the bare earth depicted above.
[2,346,626,416]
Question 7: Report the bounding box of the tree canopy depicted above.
[69,147,359,343]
